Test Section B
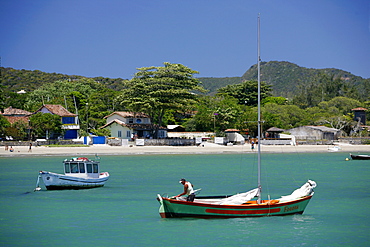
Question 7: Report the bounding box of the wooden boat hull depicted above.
[39,171,110,190]
[157,195,313,218]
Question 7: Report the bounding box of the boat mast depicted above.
[257,14,262,204]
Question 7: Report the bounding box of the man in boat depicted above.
[176,178,195,202]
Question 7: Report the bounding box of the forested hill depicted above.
[1,61,369,99]
[199,61,369,98]
[0,67,128,92]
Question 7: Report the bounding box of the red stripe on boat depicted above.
[206,208,281,215]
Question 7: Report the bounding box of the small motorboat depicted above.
[35,157,109,190]
[328,146,341,152]
[350,154,370,160]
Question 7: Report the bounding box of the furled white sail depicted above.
[219,188,259,205]
[278,180,317,202]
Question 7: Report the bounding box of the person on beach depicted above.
[176,178,195,202]
[28,143,32,152]
[9,146,14,152]
[251,141,255,150]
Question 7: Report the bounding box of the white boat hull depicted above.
[39,171,110,190]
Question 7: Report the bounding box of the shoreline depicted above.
[1,143,369,157]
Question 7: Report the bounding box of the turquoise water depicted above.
[0,152,369,246]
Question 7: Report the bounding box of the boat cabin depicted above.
[63,157,100,178]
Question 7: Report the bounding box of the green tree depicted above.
[217,80,272,106]
[88,128,111,137]
[4,120,29,140]
[23,78,122,132]
[87,88,123,130]
[293,73,359,108]
[0,85,7,113]
[29,113,62,139]
[24,78,101,111]
[7,92,28,109]
[262,103,307,129]
[262,96,288,105]
[0,115,11,137]
[318,97,361,115]
[186,96,241,133]
[358,79,370,102]
[293,80,322,108]
[304,106,330,124]
[118,62,205,137]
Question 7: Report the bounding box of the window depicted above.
[71,163,79,173]
[118,130,122,138]
[65,163,71,173]
[128,118,133,123]
[93,164,99,173]
[79,163,85,173]
[87,164,92,173]
[127,131,131,138]
[62,117,75,124]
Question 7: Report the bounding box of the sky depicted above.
[1,0,369,80]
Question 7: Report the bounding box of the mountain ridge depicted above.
[2,61,369,100]
[199,61,369,98]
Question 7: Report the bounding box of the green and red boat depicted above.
[157,180,316,218]
[157,16,317,218]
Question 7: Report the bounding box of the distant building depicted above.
[224,129,245,144]
[288,126,340,141]
[34,104,79,139]
[265,127,285,139]
[167,125,186,132]
[100,111,167,139]
[1,106,32,125]
[351,107,367,125]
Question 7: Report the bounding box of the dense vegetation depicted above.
[117,62,206,138]
[200,61,370,101]
[1,61,369,140]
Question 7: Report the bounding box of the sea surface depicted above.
[0,152,369,247]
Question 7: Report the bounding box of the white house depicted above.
[34,104,79,139]
[100,112,167,139]
[288,126,340,141]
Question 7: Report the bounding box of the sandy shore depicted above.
[1,143,369,157]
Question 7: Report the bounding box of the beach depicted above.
[1,142,369,156]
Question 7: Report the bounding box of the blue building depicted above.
[35,104,80,139]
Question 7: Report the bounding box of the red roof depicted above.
[351,107,367,111]
[3,116,30,125]
[35,104,77,117]
[2,106,32,116]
